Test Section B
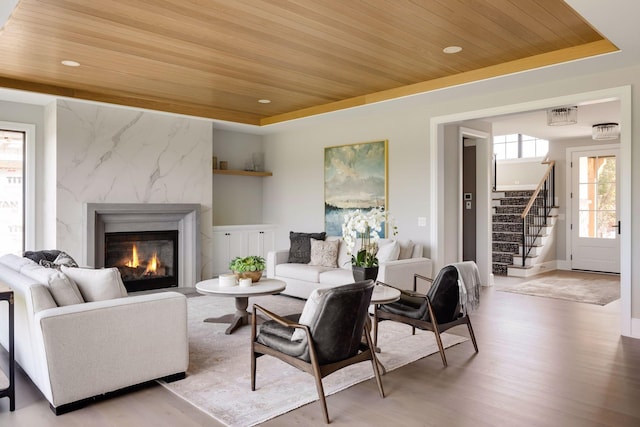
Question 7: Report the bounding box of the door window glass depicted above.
[577,155,616,238]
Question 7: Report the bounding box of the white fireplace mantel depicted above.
[84,203,201,287]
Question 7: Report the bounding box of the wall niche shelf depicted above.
[213,169,272,177]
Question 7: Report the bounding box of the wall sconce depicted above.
[592,123,619,140]
[547,106,578,126]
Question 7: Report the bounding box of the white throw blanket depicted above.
[448,261,481,313]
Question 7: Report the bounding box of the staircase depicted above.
[492,190,557,276]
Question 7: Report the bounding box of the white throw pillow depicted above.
[376,240,400,262]
[291,288,330,341]
[308,238,339,268]
[61,266,128,302]
[20,261,84,306]
[30,284,58,312]
[398,240,415,259]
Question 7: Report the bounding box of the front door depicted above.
[570,147,620,273]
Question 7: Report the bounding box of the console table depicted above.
[0,282,14,411]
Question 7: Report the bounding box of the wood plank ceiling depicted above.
[0,0,616,126]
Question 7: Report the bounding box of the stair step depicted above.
[493,222,524,233]
[493,214,523,223]
[493,242,519,252]
[493,232,523,243]
[493,252,514,264]
[492,263,509,276]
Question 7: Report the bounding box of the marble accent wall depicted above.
[55,100,213,280]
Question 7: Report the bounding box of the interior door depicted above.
[570,148,620,273]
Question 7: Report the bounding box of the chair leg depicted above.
[308,339,330,423]
[427,300,447,367]
[251,349,257,391]
[364,324,385,398]
[250,306,258,391]
[466,317,479,353]
[433,329,447,367]
[312,371,330,424]
[373,310,381,350]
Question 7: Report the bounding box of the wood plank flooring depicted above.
[1,272,638,426]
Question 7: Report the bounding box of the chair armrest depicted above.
[266,250,289,277]
[252,304,312,342]
[376,280,425,298]
[413,273,433,292]
[253,303,300,328]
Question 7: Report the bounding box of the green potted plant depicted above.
[229,255,266,282]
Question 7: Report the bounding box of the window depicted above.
[0,121,34,255]
[493,134,548,160]
[578,155,616,239]
[0,129,25,255]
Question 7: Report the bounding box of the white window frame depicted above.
[493,133,549,160]
[0,121,36,251]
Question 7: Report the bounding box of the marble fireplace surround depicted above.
[84,203,201,288]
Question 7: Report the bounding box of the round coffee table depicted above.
[196,278,286,335]
[371,283,401,306]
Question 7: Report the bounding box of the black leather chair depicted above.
[251,280,384,424]
[374,265,478,367]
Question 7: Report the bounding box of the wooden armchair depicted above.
[374,266,478,366]
[251,280,384,423]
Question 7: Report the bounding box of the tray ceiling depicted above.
[0,0,617,125]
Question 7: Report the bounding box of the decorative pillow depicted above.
[398,240,415,260]
[20,261,84,306]
[376,240,400,263]
[23,249,61,264]
[30,284,58,312]
[61,266,128,302]
[288,231,326,263]
[291,288,330,341]
[39,251,79,269]
[308,238,339,268]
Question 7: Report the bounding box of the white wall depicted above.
[263,107,432,254]
[212,129,265,225]
[496,158,548,189]
[55,100,215,279]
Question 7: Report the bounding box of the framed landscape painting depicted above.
[324,140,388,236]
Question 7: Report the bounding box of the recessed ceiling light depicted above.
[443,46,462,54]
[258,99,271,104]
[61,60,80,67]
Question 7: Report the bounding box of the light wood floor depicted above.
[1,272,638,426]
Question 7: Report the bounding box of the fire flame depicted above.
[125,244,140,268]
[145,252,160,275]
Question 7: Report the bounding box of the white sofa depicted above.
[267,236,432,299]
[0,253,189,414]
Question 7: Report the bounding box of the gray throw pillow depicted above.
[39,251,79,269]
[288,231,326,263]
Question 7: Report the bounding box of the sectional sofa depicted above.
[0,252,188,414]
[267,235,432,299]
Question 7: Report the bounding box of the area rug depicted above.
[499,275,620,305]
[159,294,468,427]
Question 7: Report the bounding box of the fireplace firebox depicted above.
[104,230,178,292]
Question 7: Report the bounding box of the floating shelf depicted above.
[213,169,272,177]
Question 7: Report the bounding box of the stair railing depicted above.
[520,160,555,267]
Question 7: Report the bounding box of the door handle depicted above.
[611,221,621,234]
